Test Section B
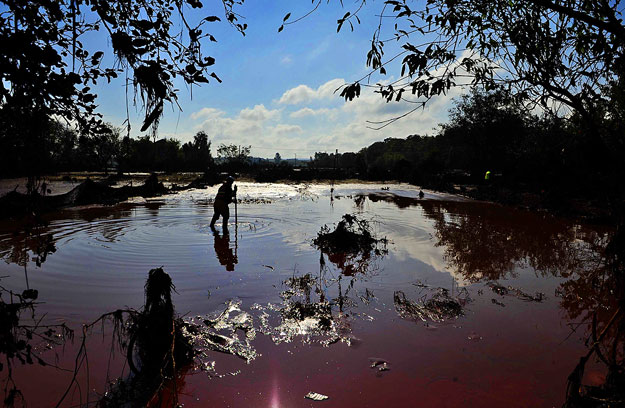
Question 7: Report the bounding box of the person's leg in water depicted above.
[222,209,230,232]
[210,209,220,229]
[211,200,229,230]
[210,202,224,229]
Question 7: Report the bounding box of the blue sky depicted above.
[92,1,464,158]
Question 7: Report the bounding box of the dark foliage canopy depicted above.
[0,0,246,136]
[282,0,625,127]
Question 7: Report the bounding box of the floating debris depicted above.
[313,214,388,276]
[412,280,430,288]
[491,298,506,307]
[394,288,468,323]
[185,299,258,376]
[295,184,319,201]
[358,288,376,305]
[283,274,316,296]
[254,274,354,346]
[313,214,386,255]
[486,282,545,302]
[510,288,545,302]
[369,357,390,372]
[369,357,388,368]
[0,175,168,218]
[305,392,329,401]
[487,282,509,296]
[467,332,483,341]
[65,268,195,408]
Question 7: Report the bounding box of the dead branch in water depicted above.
[55,267,194,408]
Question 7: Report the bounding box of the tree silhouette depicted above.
[283,0,624,128]
[0,0,246,137]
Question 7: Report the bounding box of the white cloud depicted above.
[317,79,344,99]
[190,107,224,121]
[270,124,303,136]
[289,107,336,119]
[278,85,317,105]
[185,52,472,158]
[280,55,293,65]
[238,104,280,122]
[290,107,316,118]
[278,78,345,105]
[293,77,466,154]
[190,104,310,156]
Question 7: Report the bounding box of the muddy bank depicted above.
[418,178,617,223]
[0,173,219,219]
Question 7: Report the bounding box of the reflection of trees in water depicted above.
[561,228,624,407]
[0,205,138,268]
[409,192,625,400]
[323,246,384,277]
[0,218,56,269]
[68,205,135,244]
[358,193,624,405]
[422,201,608,282]
[0,285,73,407]
[359,193,608,281]
[0,213,70,405]
[255,251,377,346]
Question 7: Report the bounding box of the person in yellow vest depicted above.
[485,170,491,181]
[210,176,237,231]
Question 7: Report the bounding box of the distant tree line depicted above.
[0,116,226,176]
[2,85,624,206]
[308,86,625,201]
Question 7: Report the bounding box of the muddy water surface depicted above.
[0,183,614,407]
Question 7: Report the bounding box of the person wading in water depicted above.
[210,176,237,231]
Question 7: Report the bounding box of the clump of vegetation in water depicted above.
[57,267,262,406]
[127,267,194,375]
[487,282,545,303]
[312,214,388,276]
[394,288,469,323]
[252,273,354,347]
[57,268,195,407]
[313,214,384,255]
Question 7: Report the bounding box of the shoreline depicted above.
[0,172,617,225]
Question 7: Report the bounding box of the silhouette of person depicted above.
[210,175,236,231]
[212,228,237,271]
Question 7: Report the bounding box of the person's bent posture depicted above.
[210,176,236,231]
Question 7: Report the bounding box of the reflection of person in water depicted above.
[212,229,237,271]
[210,175,237,231]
